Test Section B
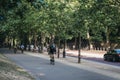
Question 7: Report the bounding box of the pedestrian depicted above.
[48,42,56,65]
[14,45,17,53]
[21,44,24,53]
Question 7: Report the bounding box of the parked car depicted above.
[104,49,120,62]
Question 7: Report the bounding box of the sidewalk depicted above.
[64,49,106,58]
[27,47,106,58]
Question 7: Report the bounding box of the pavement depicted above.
[21,51,120,80]
[1,48,120,80]
[66,49,106,58]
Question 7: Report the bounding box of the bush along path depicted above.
[0,53,35,80]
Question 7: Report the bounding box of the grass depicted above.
[0,54,35,80]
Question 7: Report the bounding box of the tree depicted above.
[89,0,120,49]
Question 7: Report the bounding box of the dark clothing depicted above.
[48,43,56,65]
[49,44,56,54]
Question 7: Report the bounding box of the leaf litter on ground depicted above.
[0,54,35,80]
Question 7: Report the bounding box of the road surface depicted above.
[1,48,120,80]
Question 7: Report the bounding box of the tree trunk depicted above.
[33,33,37,49]
[106,26,110,51]
[57,39,60,58]
[63,39,66,58]
[78,33,81,63]
[40,33,44,53]
[87,31,91,50]
[13,37,16,47]
[28,34,31,51]
[74,37,77,50]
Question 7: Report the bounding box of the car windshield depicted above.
[114,49,120,54]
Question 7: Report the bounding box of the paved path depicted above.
[66,49,106,58]
[1,48,120,80]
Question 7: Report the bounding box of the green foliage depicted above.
[0,0,120,47]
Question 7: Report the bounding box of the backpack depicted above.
[50,44,56,52]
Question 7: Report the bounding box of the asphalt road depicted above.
[82,57,120,67]
[1,48,120,80]
[67,55,120,67]
[66,50,120,67]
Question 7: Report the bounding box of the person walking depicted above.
[14,45,17,53]
[48,43,56,65]
[20,44,24,53]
